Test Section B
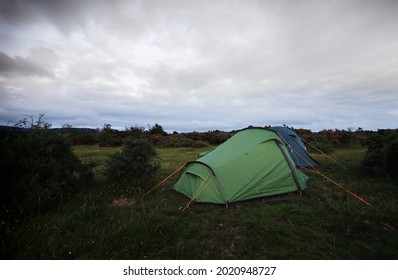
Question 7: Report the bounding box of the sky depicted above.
[0,0,397,132]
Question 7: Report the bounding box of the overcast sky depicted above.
[0,0,397,132]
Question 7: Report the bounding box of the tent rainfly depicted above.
[268,126,320,168]
[173,127,314,207]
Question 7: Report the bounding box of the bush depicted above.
[362,151,384,176]
[383,138,398,180]
[98,124,122,147]
[150,133,209,148]
[361,129,398,181]
[0,130,93,216]
[105,138,159,189]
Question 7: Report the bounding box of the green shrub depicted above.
[151,134,209,148]
[361,129,398,181]
[362,151,384,176]
[105,138,159,189]
[383,138,398,180]
[98,124,122,147]
[0,131,93,216]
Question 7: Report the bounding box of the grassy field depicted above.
[2,145,398,259]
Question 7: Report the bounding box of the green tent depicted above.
[173,128,309,207]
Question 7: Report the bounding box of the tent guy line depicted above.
[277,134,375,208]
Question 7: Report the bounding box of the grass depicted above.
[1,145,398,259]
[73,145,120,177]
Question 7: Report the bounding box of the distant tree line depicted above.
[0,120,232,148]
[44,123,381,150]
[27,122,234,148]
[0,118,389,150]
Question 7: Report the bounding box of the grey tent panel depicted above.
[269,127,320,168]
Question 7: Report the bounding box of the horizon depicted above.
[0,117,393,134]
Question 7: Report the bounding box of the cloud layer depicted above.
[1,0,397,131]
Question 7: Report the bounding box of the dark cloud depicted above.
[0,52,53,77]
[0,0,150,36]
[1,0,90,33]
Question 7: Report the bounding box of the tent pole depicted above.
[145,162,187,196]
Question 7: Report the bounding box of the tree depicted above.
[14,113,51,130]
[148,123,167,136]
